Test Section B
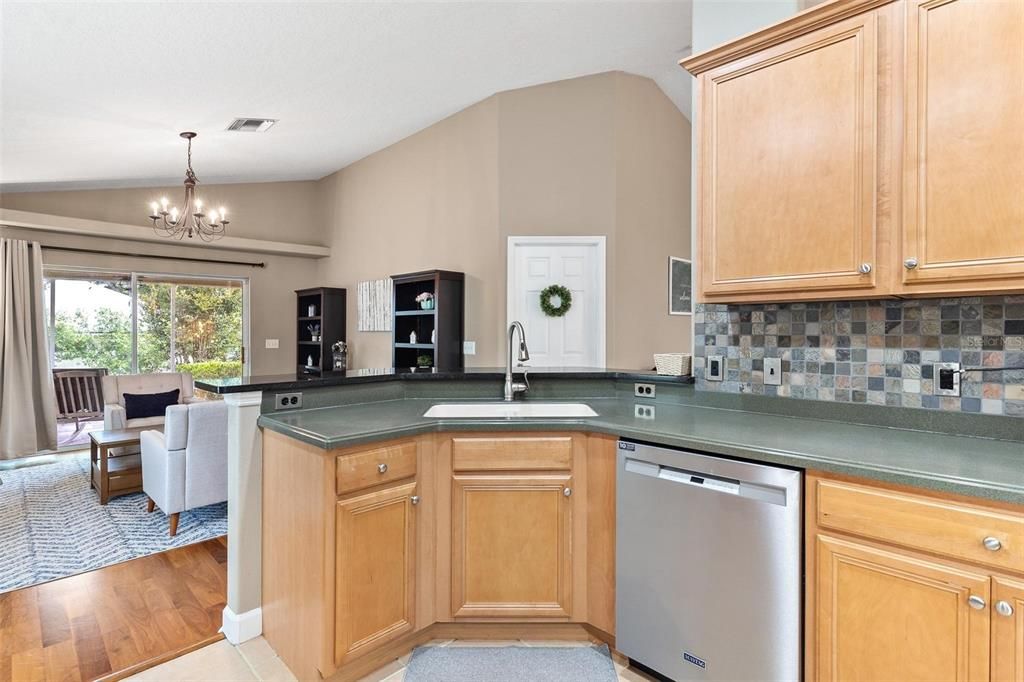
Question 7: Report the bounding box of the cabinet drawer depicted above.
[816,479,1024,573]
[336,441,417,495]
[451,436,573,471]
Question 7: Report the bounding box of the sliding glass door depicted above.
[46,269,249,380]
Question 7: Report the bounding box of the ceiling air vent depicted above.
[226,118,278,133]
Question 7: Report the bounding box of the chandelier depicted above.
[148,132,229,241]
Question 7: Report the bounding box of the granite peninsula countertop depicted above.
[195,367,693,394]
[258,396,1024,505]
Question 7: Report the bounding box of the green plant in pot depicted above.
[416,354,433,369]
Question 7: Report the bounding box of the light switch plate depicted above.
[764,357,782,386]
[706,355,724,381]
[934,362,961,396]
[265,338,279,349]
[463,341,476,355]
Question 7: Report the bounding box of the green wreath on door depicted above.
[539,284,573,317]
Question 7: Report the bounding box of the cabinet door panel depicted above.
[451,473,572,619]
[815,534,990,682]
[903,0,1024,288]
[699,12,882,298]
[993,576,1024,682]
[335,482,417,665]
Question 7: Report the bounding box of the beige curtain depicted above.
[0,238,58,458]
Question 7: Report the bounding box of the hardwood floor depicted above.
[0,537,228,682]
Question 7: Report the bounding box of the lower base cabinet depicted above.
[261,430,616,681]
[451,472,573,619]
[808,472,1024,682]
[334,481,418,666]
[815,534,991,681]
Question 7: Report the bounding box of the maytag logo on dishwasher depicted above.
[683,651,708,670]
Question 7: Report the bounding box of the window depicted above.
[45,269,248,380]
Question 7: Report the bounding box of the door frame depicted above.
[506,236,607,368]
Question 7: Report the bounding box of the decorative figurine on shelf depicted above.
[431,328,436,344]
[307,303,317,317]
[332,341,348,370]
[308,323,321,342]
[416,354,432,369]
[306,354,315,368]
[416,292,435,310]
[409,330,418,344]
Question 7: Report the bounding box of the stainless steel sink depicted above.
[423,402,597,419]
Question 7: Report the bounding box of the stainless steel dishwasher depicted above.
[616,440,802,681]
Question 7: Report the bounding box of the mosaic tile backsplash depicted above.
[693,296,1024,417]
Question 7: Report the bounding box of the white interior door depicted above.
[507,237,606,368]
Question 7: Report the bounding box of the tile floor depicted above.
[126,637,660,682]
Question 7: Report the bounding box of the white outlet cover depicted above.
[764,357,782,386]
[463,341,476,355]
[265,339,279,349]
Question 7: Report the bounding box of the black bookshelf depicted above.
[391,270,464,371]
[296,287,346,376]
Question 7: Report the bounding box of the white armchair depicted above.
[140,400,228,536]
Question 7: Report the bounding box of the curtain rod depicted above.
[35,244,266,268]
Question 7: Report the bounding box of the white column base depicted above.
[221,605,263,645]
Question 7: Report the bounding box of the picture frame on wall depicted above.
[668,256,692,315]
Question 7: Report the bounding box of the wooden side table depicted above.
[89,427,152,504]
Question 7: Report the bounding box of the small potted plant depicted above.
[416,354,432,369]
[416,292,435,310]
[307,323,321,342]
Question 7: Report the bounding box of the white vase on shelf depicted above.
[410,331,418,344]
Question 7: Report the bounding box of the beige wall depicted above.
[319,71,691,369]
[2,72,691,374]
[0,181,324,375]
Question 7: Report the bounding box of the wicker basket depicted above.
[653,353,692,376]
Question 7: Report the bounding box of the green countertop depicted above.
[258,397,1024,505]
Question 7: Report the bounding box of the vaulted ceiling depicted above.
[0,1,693,191]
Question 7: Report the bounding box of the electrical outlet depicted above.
[634,383,656,398]
[463,341,476,355]
[706,355,724,382]
[934,362,961,397]
[634,404,656,419]
[275,392,302,409]
[265,338,279,349]
[764,357,782,386]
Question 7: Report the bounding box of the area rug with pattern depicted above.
[0,452,227,593]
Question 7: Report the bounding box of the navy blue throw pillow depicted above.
[123,389,180,420]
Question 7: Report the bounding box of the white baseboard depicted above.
[221,606,262,644]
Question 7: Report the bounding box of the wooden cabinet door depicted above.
[993,576,1024,682]
[815,534,990,682]
[902,0,1024,292]
[696,9,891,301]
[334,481,417,665]
[451,472,572,619]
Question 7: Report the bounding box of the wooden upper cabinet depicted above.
[992,576,1024,682]
[691,8,895,302]
[815,534,991,681]
[901,0,1024,293]
[334,481,418,665]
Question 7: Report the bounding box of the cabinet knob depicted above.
[983,536,1002,551]
[563,487,572,497]
[904,258,919,269]
[410,495,420,506]
[377,463,388,474]
[996,600,1015,617]
[967,595,987,610]
[859,262,872,274]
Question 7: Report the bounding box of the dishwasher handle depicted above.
[623,457,788,506]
